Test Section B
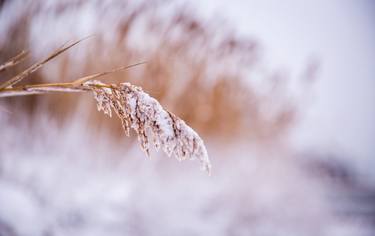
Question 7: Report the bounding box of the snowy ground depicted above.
[0,113,372,236]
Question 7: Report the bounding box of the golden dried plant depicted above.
[0,40,211,173]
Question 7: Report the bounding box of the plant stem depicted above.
[0,81,118,98]
[0,82,88,97]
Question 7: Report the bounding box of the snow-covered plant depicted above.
[0,40,211,173]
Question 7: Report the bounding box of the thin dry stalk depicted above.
[0,62,147,97]
[0,50,28,72]
[0,37,89,90]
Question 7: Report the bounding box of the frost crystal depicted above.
[85,80,211,173]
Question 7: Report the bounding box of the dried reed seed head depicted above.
[85,80,211,173]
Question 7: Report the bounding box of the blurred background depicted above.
[0,0,374,235]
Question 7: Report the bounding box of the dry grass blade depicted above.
[0,37,89,90]
[0,62,146,97]
[72,61,147,85]
[0,83,88,97]
[0,50,29,73]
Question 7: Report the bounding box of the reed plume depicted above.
[0,40,211,173]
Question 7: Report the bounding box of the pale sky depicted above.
[195,0,375,175]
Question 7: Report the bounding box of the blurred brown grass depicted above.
[0,0,306,143]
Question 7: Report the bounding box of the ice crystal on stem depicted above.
[85,80,211,173]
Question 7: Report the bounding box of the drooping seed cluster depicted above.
[85,80,211,173]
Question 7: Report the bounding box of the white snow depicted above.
[85,81,211,173]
